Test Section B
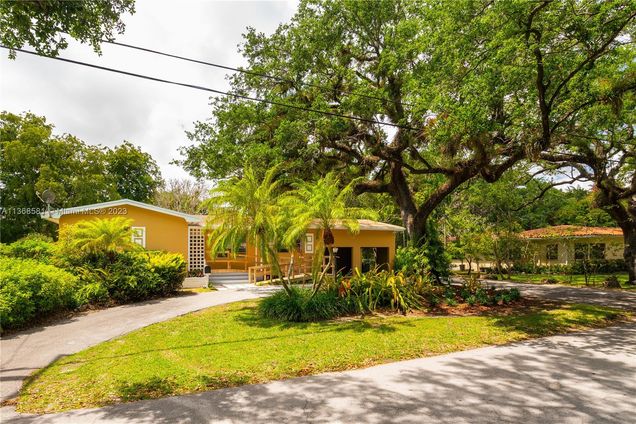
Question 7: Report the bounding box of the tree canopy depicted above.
[179,0,635,244]
[0,0,135,58]
[0,111,161,242]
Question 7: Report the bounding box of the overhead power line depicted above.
[2,46,419,131]
[104,40,416,110]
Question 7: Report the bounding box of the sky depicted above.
[0,0,298,181]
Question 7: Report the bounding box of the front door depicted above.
[335,247,353,276]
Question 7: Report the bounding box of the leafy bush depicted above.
[259,286,343,322]
[146,251,187,295]
[74,282,109,306]
[395,246,431,276]
[1,234,56,262]
[395,228,451,280]
[339,269,424,314]
[0,257,78,331]
[82,251,186,303]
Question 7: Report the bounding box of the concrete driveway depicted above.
[0,290,264,403]
[2,321,634,423]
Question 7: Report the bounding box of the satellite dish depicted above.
[41,189,56,205]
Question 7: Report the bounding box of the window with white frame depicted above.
[131,227,146,248]
[305,233,314,254]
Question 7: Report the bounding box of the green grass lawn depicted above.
[17,300,627,413]
[506,273,634,289]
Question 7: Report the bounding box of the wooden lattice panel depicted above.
[188,226,206,271]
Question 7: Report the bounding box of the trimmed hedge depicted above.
[0,257,79,331]
[512,259,627,275]
[76,251,187,303]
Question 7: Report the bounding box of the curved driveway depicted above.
[0,290,263,403]
[481,279,636,311]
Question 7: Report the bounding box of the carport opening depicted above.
[325,247,353,276]
[361,247,389,272]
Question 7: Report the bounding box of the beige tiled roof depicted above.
[520,225,622,239]
[308,219,405,232]
[198,217,405,232]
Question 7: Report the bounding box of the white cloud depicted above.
[0,0,298,181]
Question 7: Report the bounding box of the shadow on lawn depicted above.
[21,306,404,371]
[491,304,626,338]
[6,322,635,424]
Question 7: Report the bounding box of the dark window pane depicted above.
[574,243,587,260]
[546,244,558,260]
[590,243,605,260]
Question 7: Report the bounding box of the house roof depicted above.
[201,217,405,232]
[308,219,405,232]
[41,199,202,224]
[43,200,406,232]
[520,225,623,240]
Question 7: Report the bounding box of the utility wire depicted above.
[2,46,419,131]
[104,40,416,109]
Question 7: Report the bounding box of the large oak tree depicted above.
[180,0,635,244]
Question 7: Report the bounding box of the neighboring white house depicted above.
[519,225,624,266]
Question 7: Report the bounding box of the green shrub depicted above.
[1,234,55,262]
[74,282,109,306]
[146,251,187,294]
[395,246,431,276]
[339,269,424,314]
[396,223,450,279]
[259,287,343,322]
[85,251,186,303]
[0,257,78,331]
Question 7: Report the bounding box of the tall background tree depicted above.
[106,141,162,202]
[0,111,161,242]
[179,0,635,246]
[541,80,636,284]
[152,178,208,214]
[0,0,135,58]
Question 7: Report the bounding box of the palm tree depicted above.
[204,165,293,294]
[61,217,136,261]
[281,172,378,293]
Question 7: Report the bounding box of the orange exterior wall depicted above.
[57,205,189,261]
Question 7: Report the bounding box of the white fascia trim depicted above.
[40,199,203,224]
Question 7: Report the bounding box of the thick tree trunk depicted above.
[623,227,636,285]
[400,209,427,246]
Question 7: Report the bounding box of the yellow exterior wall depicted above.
[526,235,624,265]
[205,227,398,271]
[309,228,397,271]
[58,205,189,261]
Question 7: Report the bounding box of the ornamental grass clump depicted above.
[338,268,424,314]
[259,286,344,322]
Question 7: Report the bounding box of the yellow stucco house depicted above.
[520,225,624,266]
[42,199,404,280]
